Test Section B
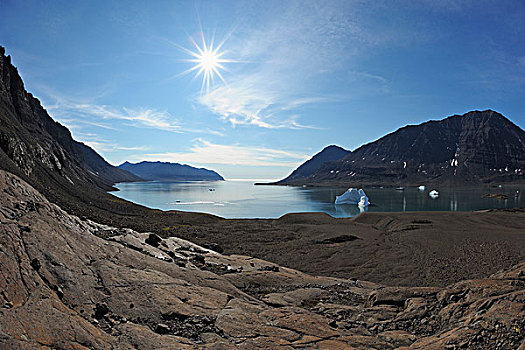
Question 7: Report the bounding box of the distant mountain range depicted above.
[277,110,525,186]
[119,161,224,181]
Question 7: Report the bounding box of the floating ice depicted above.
[429,190,439,198]
[358,195,369,207]
[335,188,369,207]
[418,185,426,191]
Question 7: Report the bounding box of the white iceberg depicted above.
[418,185,426,191]
[429,190,439,198]
[358,195,369,207]
[335,188,369,207]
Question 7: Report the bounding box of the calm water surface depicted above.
[111,180,524,219]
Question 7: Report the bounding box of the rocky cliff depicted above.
[278,110,525,186]
[1,169,524,349]
[119,161,224,181]
[0,45,141,205]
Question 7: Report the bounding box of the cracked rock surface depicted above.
[1,169,524,349]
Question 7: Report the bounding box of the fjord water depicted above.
[111,180,524,219]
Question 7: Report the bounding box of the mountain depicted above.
[279,145,349,183]
[0,45,146,218]
[0,46,139,190]
[278,110,525,186]
[119,161,224,181]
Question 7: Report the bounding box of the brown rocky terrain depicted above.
[159,209,525,288]
[1,170,525,349]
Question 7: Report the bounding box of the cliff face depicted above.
[279,110,525,186]
[119,161,224,181]
[0,45,146,219]
[0,45,140,192]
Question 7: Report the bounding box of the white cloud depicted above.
[87,142,150,153]
[136,139,309,167]
[196,1,399,129]
[121,107,181,131]
[42,92,226,136]
[114,145,152,151]
[46,98,181,132]
[199,79,325,129]
[54,117,117,130]
[70,132,151,153]
[82,140,150,153]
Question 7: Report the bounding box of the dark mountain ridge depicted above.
[279,145,349,183]
[278,110,525,186]
[0,45,153,217]
[0,46,139,188]
[119,161,224,181]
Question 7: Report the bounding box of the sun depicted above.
[181,33,231,93]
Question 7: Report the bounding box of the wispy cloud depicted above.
[114,145,152,151]
[195,1,402,129]
[45,96,182,132]
[55,117,117,131]
[41,91,229,136]
[199,79,326,129]
[136,139,309,167]
[70,132,151,153]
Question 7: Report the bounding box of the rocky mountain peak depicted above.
[0,45,140,212]
[279,110,524,186]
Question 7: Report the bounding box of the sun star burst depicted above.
[181,33,231,93]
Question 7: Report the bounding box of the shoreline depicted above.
[81,175,524,288]
[101,183,525,287]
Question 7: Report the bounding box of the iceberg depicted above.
[429,190,439,198]
[358,195,369,207]
[418,185,426,191]
[335,188,369,207]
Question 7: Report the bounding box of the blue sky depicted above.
[1,0,524,179]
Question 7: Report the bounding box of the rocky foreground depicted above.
[1,170,524,349]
